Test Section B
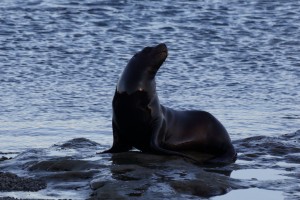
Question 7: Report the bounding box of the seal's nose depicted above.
[155,43,168,52]
[156,43,167,49]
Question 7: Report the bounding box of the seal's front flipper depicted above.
[98,137,132,154]
[100,144,132,154]
[98,121,132,154]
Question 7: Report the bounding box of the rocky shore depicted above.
[0,131,299,199]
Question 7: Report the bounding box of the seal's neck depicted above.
[117,62,157,95]
[117,74,156,95]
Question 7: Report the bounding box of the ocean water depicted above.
[0,0,299,199]
[1,0,299,151]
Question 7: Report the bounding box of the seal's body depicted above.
[103,43,236,164]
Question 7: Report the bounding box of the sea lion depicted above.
[102,43,237,164]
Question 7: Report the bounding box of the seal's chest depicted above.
[113,91,154,151]
[113,91,152,124]
[115,105,151,129]
[115,107,152,152]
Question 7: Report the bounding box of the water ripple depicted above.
[0,0,299,143]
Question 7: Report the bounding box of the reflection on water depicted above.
[231,169,292,181]
[213,188,284,200]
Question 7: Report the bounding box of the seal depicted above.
[102,43,237,164]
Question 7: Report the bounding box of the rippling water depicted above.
[0,0,300,199]
[1,0,299,150]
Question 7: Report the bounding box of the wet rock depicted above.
[28,159,100,172]
[90,178,107,190]
[45,171,96,181]
[54,138,100,149]
[88,152,242,199]
[0,172,46,192]
[0,156,9,162]
[89,180,152,199]
[170,180,228,197]
[1,133,300,199]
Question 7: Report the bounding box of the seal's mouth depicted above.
[155,43,168,55]
[159,50,168,57]
[144,43,168,78]
[154,43,168,62]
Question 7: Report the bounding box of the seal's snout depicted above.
[157,43,167,48]
[154,43,168,60]
[156,43,167,52]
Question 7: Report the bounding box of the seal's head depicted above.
[117,43,168,94]
[132,43,168,75]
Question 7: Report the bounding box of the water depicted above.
[0,0,299,199]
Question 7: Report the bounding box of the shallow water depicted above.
[0,0,300,199]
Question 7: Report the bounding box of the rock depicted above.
[0,172,46,192]
[0,156,9,162]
